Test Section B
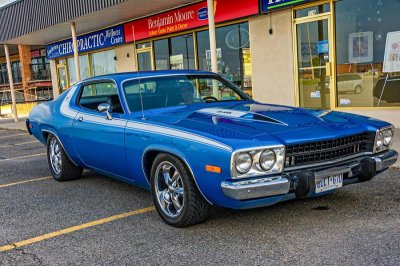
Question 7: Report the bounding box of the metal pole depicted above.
[207,0,219,97]
[4,44,18,122]
[71,22,81,83]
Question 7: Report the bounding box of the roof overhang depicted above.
[3,0,200,46]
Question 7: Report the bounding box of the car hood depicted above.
[145,102,385,148]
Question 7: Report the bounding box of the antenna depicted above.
[132,25,145,120]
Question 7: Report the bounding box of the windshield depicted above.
[122,75,249,112]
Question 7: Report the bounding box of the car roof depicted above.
[80,70,218,84]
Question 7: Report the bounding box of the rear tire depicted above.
[47,135,83,181]
[150,153,210,227]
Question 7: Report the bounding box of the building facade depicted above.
[1,0,399,126]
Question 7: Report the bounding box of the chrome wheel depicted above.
[49,138,62,175]
[154,161,185,218]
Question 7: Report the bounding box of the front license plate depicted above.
[315,174,343,194]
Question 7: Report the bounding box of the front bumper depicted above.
[221,149,398,201]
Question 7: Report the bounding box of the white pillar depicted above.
[71,22,81,82]
[4,44,18,122]
[49,59,59,99]
[207,0,219,98]
[207,0,218,74]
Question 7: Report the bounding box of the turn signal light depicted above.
[205,165,221,174]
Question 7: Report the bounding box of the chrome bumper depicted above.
[221,149,398,201]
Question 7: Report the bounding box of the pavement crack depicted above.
[11,245,45,266]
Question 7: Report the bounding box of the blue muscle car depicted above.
[27,70,398,227]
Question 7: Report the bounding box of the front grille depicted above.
[285,132,375,168]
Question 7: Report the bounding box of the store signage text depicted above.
[262,0,314,12]
[124,0,258,42]
[46,25,124,59]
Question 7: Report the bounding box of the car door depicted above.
[72,81,130,178]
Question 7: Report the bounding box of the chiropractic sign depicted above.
[262,0,314,12]
[124,0,258,43]
[46,25,125,59]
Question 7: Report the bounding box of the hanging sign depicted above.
[124,0,258,43]
[46,25,125,59]
[262,0,315,12]
[383,31,400,73]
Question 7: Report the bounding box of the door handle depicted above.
[77,116,83,122]
[325,62,332,77]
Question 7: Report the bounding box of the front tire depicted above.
[150,153,210,227]
[47,135,83,181]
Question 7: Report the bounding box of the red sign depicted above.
[29,81,53,87]
[124,0,258,43]
[31,50,40,58]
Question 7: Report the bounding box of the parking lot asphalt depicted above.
[0,129,399,265]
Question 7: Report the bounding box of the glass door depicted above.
[57,64,69,93]
[294,13,334,109]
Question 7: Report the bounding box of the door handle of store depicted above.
[325,62,332,77]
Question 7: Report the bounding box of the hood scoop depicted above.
[196,108,287,126]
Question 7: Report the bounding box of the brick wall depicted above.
[18,45,32,101]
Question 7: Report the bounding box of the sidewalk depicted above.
[0,116,28,131]
[0,117,399,168]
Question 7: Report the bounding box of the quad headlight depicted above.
[374,127,394,153]
[231,146,285,179]
[234,152,253,174]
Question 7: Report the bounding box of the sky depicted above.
[0,0,17,8]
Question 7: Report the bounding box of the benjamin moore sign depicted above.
[262,0,313,12]
[46,25,124,59]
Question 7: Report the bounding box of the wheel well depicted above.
[143,150,160,181]
[143,150,190,182]
[42,131,50,142]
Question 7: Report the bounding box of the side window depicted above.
[77,82,124,114]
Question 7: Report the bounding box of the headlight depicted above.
[376,131,384,151]
[259,150,276,171]
[383,129,393,146]
[231,146,285,179]
[374,127,394,153]
[234,152,253,174]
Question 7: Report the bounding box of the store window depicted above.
[196,23,252,95]
[336,0,400,107]
[153,34,195,70]
[31,57,50,81]
[67,55,90,85]
[11,62,22,83]
[0,63,7,84]
[154,39,169,70]
[91,50,116,76]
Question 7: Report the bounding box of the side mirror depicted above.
[98,103,112,120]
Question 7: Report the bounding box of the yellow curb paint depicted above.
[0,153,46,162]
[0,206,155,252]
[0,176,52,188]
[0,141,39,148]
[0,133,28,139]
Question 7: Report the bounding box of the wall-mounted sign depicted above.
[383,31,400,73]
[124,0,258,43]
[348,31,373,64]
[31,50,41,58]
[262,0,314,12]
[46,25,125,60]
[317,40,329,54]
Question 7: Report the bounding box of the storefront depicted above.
[46,0,258,96]
[252,0,400,126]
[46,25,126,92]
[123,0,258,95]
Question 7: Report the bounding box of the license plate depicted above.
[315,174,343,194]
